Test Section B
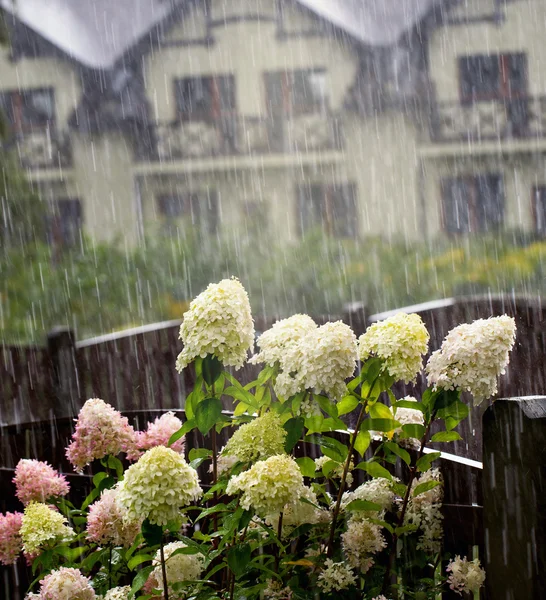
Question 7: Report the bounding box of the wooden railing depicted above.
[428,96,546,144]
[135,113,343,161]
[4,127,72,169]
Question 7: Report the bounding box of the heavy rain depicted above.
[0,1,544,599]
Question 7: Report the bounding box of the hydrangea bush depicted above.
[1,278,516,600]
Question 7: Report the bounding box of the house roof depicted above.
[0,0,438,69]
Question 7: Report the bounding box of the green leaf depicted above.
[437,400,469,430]
[393,400,425,413]
[106,455,124,478]
[430,431,463,443]
[93,471,109,488]
[433,389,460,411]
[195,397,223,435]
[306,434,348,462]
[321,459,340,479]
[168,419,195,446]
[395,524,419,535]
[130,565,155,597]
[227,542,251,578]
[354,430,371,457]
[315,395,338,418]
[413,480,441,497]
[202,355,223,386]
[296,456,316,478]
[360,418,400,432]
[369,402,393,420]
[400,423,426,440]
[356,461,392,480]
[384,441,411,466]
[345,499,382,512]
[416,452,441,472]
[128,553,154,571]
[304,414,324,434]
[189,448,212,461]
[284,417,305,453]
[183,384,203,421]
[224,386,259,409]
[337,395,359,416]
[141,519,163,546]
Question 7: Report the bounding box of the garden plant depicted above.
[0,278,516,599]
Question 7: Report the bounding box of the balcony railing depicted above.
[428,96,546,144]
[4,128,72,170]
[135,113,343,162]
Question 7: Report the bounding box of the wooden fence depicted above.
[1,293,544,598]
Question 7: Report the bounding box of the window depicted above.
[157,190,219,234]
[265,69,328,116]
[533,187,546,235]
[46,199,82,248]
[0,88,55,132]
[442,174,504,234]
[296,182,357,238]
[174,76,235,121]
[459,54,527,103]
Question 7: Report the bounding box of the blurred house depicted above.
[0,0,544,246]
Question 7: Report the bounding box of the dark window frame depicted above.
[459,53,528,104]
[533,186,546,235]
[156,189,219,235]
[46,198,82,249]
[296,181,357,239]
[441,173,504,235]
[0,87,56,133]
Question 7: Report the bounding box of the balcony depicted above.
[135,113,343,163]
[5,128,72,170]
[428,96,546,144]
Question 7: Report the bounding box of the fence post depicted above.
[482,397,546,600]
[47,327,80,419]
[342,301,367,336]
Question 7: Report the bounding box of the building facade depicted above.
[0,0,544,247]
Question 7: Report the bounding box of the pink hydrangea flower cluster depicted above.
[13,459,70,505]
[39,567,96,600]
[0,511,23,565]
[66,398,138,472]
[128,411,185,460]
[86,488,141,548]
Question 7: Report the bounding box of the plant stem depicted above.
[160,538,170,600]
[326,402,366,557]
[275,512,284,573]
[381,410,437,596]
[108,545,112,590]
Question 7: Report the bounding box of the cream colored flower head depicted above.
[39,567,95,600]
[341,477,396,514]
[275,321,358,401]
[176,278,254,371]
[342,517,387,572]
[359,313,429,383]
[20,502,74,555]
[226,454,304,516]
[426,315,516,405]
[446,555,486,595]
[405,468,443,553]
[222,412,287,463]
[266,485,328,533]
[317,559,357,592]
[151,541,205,595]
[250,314,317,366]
[102,587,131,600]
[116,446,202,526]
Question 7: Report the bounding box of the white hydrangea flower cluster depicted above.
[20,503,75,555]
[151,541,205,595]
[404,468,443,553]
[342,517,387,572]
[250,314,317,366]
[446,555,486,595]
[341,477,396,514]
[426,315,516,405]
[39,567,96,600]
[275,321,358,401]
[222,412,287,464]
[266,485,329,533]
[315,455,354,487]
[102,587,131,600]
[117,446,202,526]
[359,313,429,383]
[317,559,357,592]
[263,579,293,600]
[176,278,254,371]
[226,454,304,516]
[213,452,240,476]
